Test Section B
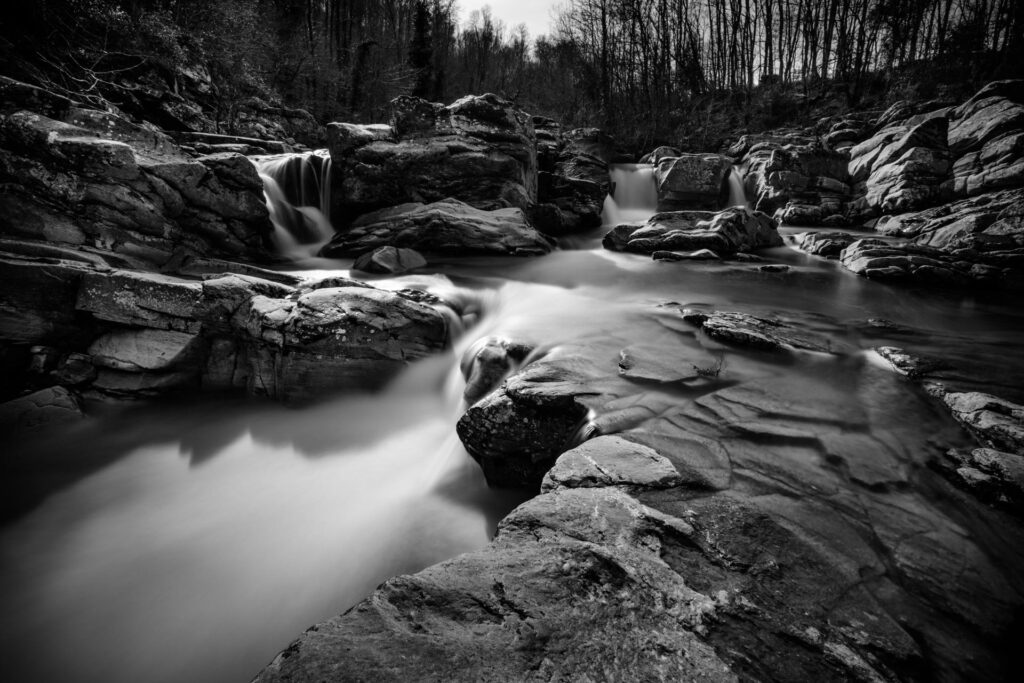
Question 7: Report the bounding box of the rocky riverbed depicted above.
[2,76,1024,682]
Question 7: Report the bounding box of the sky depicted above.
[458,1,560,40]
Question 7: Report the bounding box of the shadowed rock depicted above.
[604,207,782,257]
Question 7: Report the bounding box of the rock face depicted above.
[603,207,782,257]
[351,246,427,274]
[326,93,537,219]
[319,198,553,258]
[792,231,857,258]
[0,77,273,265]
[654,154,731,210]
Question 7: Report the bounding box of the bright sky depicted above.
[459,1,560,40]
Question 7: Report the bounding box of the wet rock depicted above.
[0,386,84,436]
[352,246,427,274]
[617,342,718,383]
[456,358,596,488]
[687,310,834,353]
[459,336,534,405]
[603,207,781,256]
[532,173,605,235]
[839,238,977,286]
[872,346,943,379]
[541,435,683,492]
[0,255,94,346]
[739,140,851,221]
[319,198,553,258]
[792,231,856,259]
[554,127,623,191]
[757,264,790,273]
[329,94,537,216]
[654,154,731,211]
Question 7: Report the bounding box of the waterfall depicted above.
[601,163,658,226]
[252,151,335,257]
[727,165,749,209]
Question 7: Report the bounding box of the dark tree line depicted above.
[1,0,1020,150]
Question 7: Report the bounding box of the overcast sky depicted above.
[459,1,560,40]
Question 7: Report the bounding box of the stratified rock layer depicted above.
[603,207,782,257]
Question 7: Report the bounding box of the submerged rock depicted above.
[603,207,781,257]
[684,309,835,353]
[319,198,553,258]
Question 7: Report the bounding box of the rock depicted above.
[0,255,95,346]
[616,342,718,383]
[235,286,448,403]
[740,139,851,222]
[541,435,683,492]
[352,246,427,274]
[460,336,534,405]
[839,238,974,285]
[654,154,731,210]
[689,310,834,353]
[849,116,952,215]
[603,207,782,256]
[942,447,1024,515]
[0,79,273,263]
[319,198,553,258]
[87,329,203,372]
[639,145,681,164]
[0,386,84,436]
[554,127,623,191]
[872,346,943,379]
[456,358,596,488]
[939,390,1024,454]
[652,248,721,261]
[328,94,537,216]
[76,270,203,333]
[947,80,1024,196]
[532,173,605,235]
[757,264,790,273]
[792,231,856,259]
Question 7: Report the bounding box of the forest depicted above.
[2,0,1022,151]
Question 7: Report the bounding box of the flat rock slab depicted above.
[88,328,202,372]
[604,207,782,256]
[684,309,835,353]
[541,435,683,492]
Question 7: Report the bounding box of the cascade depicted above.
[726,165,750,208]
[253,151,335,256]
[601,163,658,225]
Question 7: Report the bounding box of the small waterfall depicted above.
[601,163,658,225]
[726,165,750,209]
[252,151,335,257]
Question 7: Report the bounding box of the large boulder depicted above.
[0,77,273,264]
[654,154,731,210]
[603,207,782,256]
[319,198,553,258]
[327,94,537,218]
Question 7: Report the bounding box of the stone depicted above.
[456,358,596,488]
[604,207,782,257]
[87,329,203,372]
[329,94,537,216]
[0,386,83,436]
[639,145,682,164]
[319,198,553,258]
[689,310,835,353]
[947,80,1024,196]
[460,336,534,405]
[654,154,731,210]
[554,127,623,191]
[942,447,1024,515]
[352,246,427,274]
[939,390,1024,454]
[652,248,721,261]
[75,270,203,333]
[541,435,683,492]
[792,231,856,259]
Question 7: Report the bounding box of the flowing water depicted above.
[254,152,335,258]
[3,162,1024,683]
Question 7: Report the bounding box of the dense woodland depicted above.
[1,0,1022,150]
